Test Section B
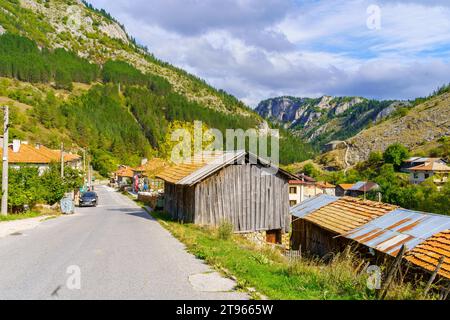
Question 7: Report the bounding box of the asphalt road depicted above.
[0,186,247,300]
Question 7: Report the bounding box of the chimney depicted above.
[12,139,21,153]
[35,143,41,150]
[141,158,148,166]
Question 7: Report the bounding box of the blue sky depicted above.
[89,0,450,106]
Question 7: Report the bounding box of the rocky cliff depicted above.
[256,95,406,145]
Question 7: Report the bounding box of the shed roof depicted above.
[157,150,296,186]
[405,230,450,279]
[296,196,398,235]
[338,183,355,190]
[346,208,450,257]
[349,181,380,192]
[291,194,339,218]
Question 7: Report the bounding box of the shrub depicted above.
[217,221,234,240]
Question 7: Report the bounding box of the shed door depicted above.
[266,229,282,244]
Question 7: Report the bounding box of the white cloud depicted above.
[88,0,450,107]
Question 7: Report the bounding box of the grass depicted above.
[148,210,430,300]
[0,211,44,222]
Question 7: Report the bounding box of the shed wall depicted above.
[291,219,346,256]
[164,163,290,233]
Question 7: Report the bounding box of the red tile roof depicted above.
[0,144,81,165]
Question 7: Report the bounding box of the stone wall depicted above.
[240,230,291,250]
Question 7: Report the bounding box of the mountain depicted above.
[256,95,410,146]
[345,91,450,165]
[312,87,450,169]
[0,0,314,173]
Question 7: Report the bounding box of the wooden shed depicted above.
[290,195,397,256]
[157,151,296,236]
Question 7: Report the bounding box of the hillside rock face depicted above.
[256,96,402,145]
[346,93,450,164]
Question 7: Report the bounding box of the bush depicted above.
[217,221,234,240]
[4,164,84,212]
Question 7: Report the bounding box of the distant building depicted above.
[289,180,336,206]
[336,181,380,198]
[323,140,346,152]
[0,139,82,175]
[402,157,447,173]
[408,161,450,185]
[132,158,168,191]
[114,166,134,186]
[335,183,354,197]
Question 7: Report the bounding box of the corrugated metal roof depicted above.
[291,194,339,218]
[405,230,450,279]
[409,162,450,172]
[349,181,366,191]
[345,208,450,257]
[302,197,398,235]
[348,181,380,192]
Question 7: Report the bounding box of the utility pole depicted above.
[60,142,64,178]
[1,106,9,216]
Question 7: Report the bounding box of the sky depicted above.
[88,0,450,107]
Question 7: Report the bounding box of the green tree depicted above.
[8,167,41,212]
[383,143,410,169]
[39,164,67,205]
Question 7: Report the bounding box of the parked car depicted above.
[79,192,98,207]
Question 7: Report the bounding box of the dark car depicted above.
[79,192,98,207]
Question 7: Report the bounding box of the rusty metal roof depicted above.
[345,208,450,257]
[303,197,398,235]
[405,230,450,279]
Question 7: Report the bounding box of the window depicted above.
[290,200,298,206]
[289,187,297,194]
[424,173,430,179]
[414,173,419,179]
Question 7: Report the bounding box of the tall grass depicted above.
[217,220,233,240]
[150,210,434,300]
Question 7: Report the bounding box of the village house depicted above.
[132,158,167,190]
[289,177,336,206]
[290,194,450,281]
[401,157,447,173]
[114,165,134,186]
[0,139,82,175]
[157,150,297,245]
[408,160,450,185]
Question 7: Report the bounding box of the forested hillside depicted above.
[0,0,314,176]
